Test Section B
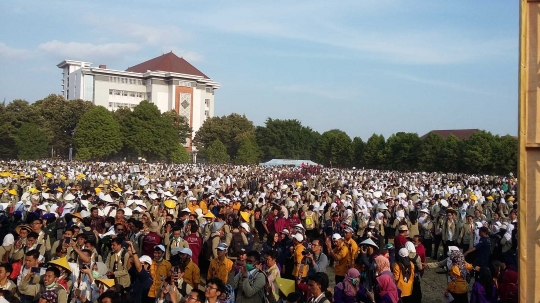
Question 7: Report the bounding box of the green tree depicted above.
[317,129,353,167]
[74,106,123,159]
[438,135,462,173]
[125,101,177,160]
[112,107,134,159]
[351,137,365,168]
[235,135,262,165]
[363,134,386,169]
[193,113,254,157]
[170,144,191,164]
[255,118,320,161]
[206,139,230,164]
[35,94,94,156]
[162,110,192,144]
[492,135,518,175]
[417,132,445,172]
[15,123,49,159]
[385,132,421,171]
[75,147,92,161]
[0,100,44,159]
[462,131,495,174]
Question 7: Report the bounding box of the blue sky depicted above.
[0,1,518,140]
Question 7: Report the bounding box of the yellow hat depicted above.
[15,224,33,235]
[29,188,40,194]
[487,196,494,201]
[240,211,250,222]
[0,190,3,194]
[0,172,10,177]
[103,180,111,185]
[296,182,302,187]
[167,188,174,193]
[276,277,295,296]
[45,172,53,178]
[164,200,176,209]
[470,195,478,201]
[508,196,515,201]
[72,213,83,220]
[203,212,215,218]
[445,193,451,197]
[19,172,25,177]
[60,176,67,180]
[8,189,17,195]
[49,257,71,272]
[57,188,63,193]
[95,188,101,194]
[97,184,104,188]
[96,278,115,288]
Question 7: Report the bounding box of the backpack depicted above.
[229,231,245,258]
[202,235,219,261]
[305,212,315,230]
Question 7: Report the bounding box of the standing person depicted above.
[306,238,328,276]
[393,248,415,303]
[444,249,473,303]
[306,272,331,303]
[433,211,445,259]
[442,208,458,257]
[104,237,132,289]
[325,233,350,284]
[459,215,476,264]
[184,223,203,265]
[334,268,362,303]
[178,248,200,289]
[292,234,308,279]
[264,250,281,302]
[207,243,233,284]
[142,222,162,257]
[126,242,153,303]
[470,267,498,303]
[204,277,225,303]
[418,210,433,258]
[147,245,172,302]
[356,238,379,292]
[231,251,266,303]
[464,227,492,270]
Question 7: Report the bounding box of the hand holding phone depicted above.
[31,267,41,275]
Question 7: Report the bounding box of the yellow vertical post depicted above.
[519,1,540,302]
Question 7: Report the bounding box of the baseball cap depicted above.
[398,225,408,231]
[281,229,290,235]
[240,223,250,232]
[179,247,193,256]
[398,248,409,257]
[154,244,165,252]
[216,243,229,251]
[344,227,354,234]
[331,233,342,241]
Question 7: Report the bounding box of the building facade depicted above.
[57,52,219,151]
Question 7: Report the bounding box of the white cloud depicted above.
[387,71,503,97]
[275,84,358,100]
[185,2,513,65]
[0,43,33,61]
[37,40,141,61]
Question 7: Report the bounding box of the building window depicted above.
[129,92,135,97]
[142,80,146,85]
[206,87,213,93]
[205,99,210,106]
[109,89,113,95]
[205,110,209,117]
[122,91,128,96]
[138,80,142,85]
[115,90,121,95]
[147,93,151,100]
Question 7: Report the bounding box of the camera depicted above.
[302,249,313,256]
[81,263,90,270]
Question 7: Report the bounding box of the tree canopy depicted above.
[74,106,123,160]
[15,123,49,160]
[206,139,230,164]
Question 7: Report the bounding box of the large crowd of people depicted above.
[0,161,519,303]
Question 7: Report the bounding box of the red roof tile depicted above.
[126,52,209,79]
[420,129,480,140]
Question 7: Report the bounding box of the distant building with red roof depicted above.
[420,129,480,140]
[57,52,220,156]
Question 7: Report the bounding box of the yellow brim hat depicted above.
[96,278,115,288]
[240,211,250,222]
[49,257,71,272]
[276,277,295,296]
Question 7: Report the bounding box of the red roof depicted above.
[420,129,480,140]
[126,52,209,79]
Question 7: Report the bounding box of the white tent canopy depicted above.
[259,159,319,167]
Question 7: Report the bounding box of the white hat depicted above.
[292,234,304,242]
[240,222,250,232]
[294,223,305,231]
[331,233,342,241]
[448,246,460,252]
[139,255,152,266]
[359,238,379,249]
[102,195,114,203]
[64,193,75,201]
[398,248,409,257]
[420,208,430,214]
[440,199,449,208]
[179,247,193,256]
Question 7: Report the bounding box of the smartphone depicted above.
[64,238,71,244]
[31,267,41,275]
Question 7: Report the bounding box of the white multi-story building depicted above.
[57,52,220,152]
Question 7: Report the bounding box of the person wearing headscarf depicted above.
[334,268,361,303]
[364,255,399,303]
[470,267,497,303]
[393,248,414,303]
[445,249,473,303]
[404,241,422,303]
